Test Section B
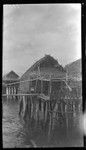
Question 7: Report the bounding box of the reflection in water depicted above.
[2,100,83,148]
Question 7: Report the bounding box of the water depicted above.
[2,100,31,148]
[2,99,83,148]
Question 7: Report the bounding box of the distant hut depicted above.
[2,71,20,99]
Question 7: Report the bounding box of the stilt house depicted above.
[19,55,82,133]
[3,71,20,97]
[19,55,70,122]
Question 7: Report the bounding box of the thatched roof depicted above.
[65,59,81,80]
[3,71,19,81]
[21,55,66,81]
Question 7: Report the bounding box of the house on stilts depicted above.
[19,55,82,135]
[2,70,20,100]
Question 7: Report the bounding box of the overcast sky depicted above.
[3,4,81,76]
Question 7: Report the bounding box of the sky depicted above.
[3,4,81,76]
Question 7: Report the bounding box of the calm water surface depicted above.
[2,99,83,148]
[2,100,31,148]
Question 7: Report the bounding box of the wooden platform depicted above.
[2,93,39,96]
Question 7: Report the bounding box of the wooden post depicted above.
[37,99,40,124]
[35,101,39,123]
[44,101,47,123]
[6,87,9,101]
[35,79,37,93]
[49,75,52,97]
[65,104,68,127]
[52,102,58,130]
[6,87,8,95]
[8,86,9,101]
[73,102,76,127]
[30,95,32,118]
[48,101,52,140]
[8,86,9,96]
[11,86,13,100]
[41,101,44,120]
[9,86,11,100]
[57,103,58,120]
[13,86,14,99]
[41,80,43,94]
[66,99,69,138]
[9,86,10,95]
[73,102,76,117]
[61,102,63,116]
[22,95,26,118]
[48,112,52,140]
[31,96,33,118]
[11,86,12,100]
[47,76,52,140]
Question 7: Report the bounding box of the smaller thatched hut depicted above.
[2,71,20,99]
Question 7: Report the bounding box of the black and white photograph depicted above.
[2,3,83,147]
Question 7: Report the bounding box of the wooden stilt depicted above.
[35,79,37,93]
[48,101,52,140]
[44,102,47,122]
[41,80,43,94]
[31,96,33,118]
[47,75,52,139]
[73,102,76,117]
[49,75,52,97]
[13,87,14,99]
[37,99,39,124]
[6,87,9,102]
[22,95,26,118]
[30,95,32,118]
[41,101,44,120]
[12,87,13,100]
[56,103,58,120]
[35,101,38,124]
[61,102,63,116]
[48,112,52,140]
[52,102,58,130]
[65,103,68,138]
[73,102,76,127]
[9,87,11,100]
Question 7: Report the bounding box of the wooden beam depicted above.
[3,76,81,86]
[2,93,39,96]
